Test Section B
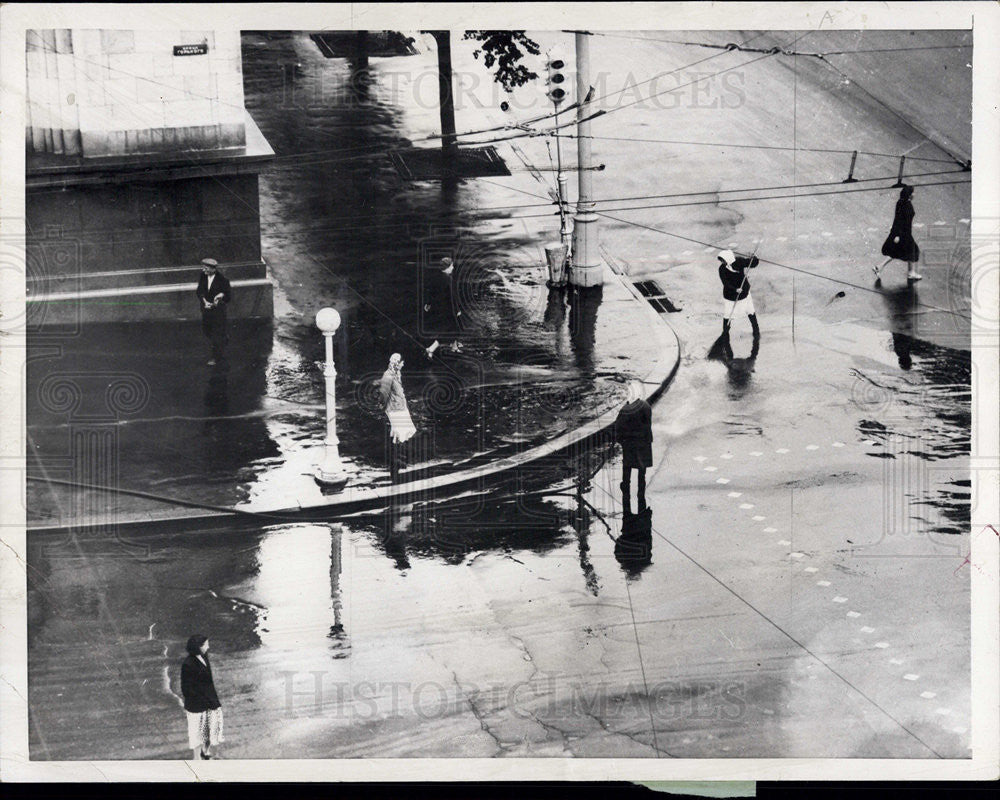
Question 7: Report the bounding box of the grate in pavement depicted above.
[310,32,418,58]
[391,146,511,180]
[633,280,681,313]
[633,280,664,298]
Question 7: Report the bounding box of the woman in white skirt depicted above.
[180,634,224,760]
[379,353,417,482]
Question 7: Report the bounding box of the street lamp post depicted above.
[315,307,348,488]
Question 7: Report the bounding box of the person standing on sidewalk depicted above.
[379,353,416,481]
[876,184,922,282]
[614,380,653,502]
[717,249,760,339]
[180,634,223,760]
[195,258,231,366]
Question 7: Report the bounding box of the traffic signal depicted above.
[546,49,567,104]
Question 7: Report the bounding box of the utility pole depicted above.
[545,48,570,249]
[427,31,457,154]
[570,31,601,287]
[553,105,570,248]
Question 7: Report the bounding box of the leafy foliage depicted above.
[462,31,541,92]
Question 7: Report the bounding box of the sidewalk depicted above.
[26,268,679,533]
[26,31,689,534]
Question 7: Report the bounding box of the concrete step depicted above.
[26,260,267,294]
[27,277,274,325]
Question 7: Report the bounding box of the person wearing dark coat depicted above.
[195,258,232,366]
[717,249,760,338]
[615,381,653,501]
[180,634,223,760]
[876,185,921,282]
[422,257,464,359]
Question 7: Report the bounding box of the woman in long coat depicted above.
[614,381,653,500]
[379,353,416,481]
[876,184,921,282]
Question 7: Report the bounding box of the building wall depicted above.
[27,173,263,279]
[26,29,246,157]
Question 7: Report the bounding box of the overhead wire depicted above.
[31,35,972,324]
[552,133,961,165]
[810,54,970,166]
[577,29,970,58]
[34,33,956,179]
[595,207,972,321]
[473,177,973,323]
[44,168,969,246]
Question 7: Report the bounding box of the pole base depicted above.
[314,466,348,490]
[568,263,604,287]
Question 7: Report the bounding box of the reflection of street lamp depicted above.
[315,307,348,488]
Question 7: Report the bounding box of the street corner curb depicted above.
[25,261,682,537]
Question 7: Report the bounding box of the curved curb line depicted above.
[27,269,680,536]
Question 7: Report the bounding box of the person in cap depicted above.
[379,353,417,482]
[180,634,224,760]
[614,380,653,502]
[195,258,232,366]
[717,248,760,339]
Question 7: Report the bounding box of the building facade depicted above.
[25,29,274,325]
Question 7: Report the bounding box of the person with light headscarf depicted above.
[614,380,653,501]
[717,248,760,339]
[379,353,416,481]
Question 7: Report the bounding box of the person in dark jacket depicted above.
[876,184,921,282]
[614,381,653,501]
[180,634,223,760]
[717,249,760,338]
[422,257,464,359]
[195,258,232,366]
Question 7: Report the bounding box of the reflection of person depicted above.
[379,353,416,481]
[876,185,921,282]
[180,634,223,760]
[708,330,761,392]
[877,281,919,370]
[614,380,653,501]
[195,258,231,366]
[717,249,760,338]
[615,492,653,577]
[203,368,229,416]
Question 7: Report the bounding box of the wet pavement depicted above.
[26,32,669,521]
[26,30,973,759]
